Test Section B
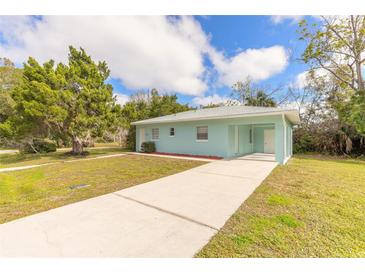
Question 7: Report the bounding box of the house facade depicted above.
[132,106,300,164]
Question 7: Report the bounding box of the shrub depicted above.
[293,129,316,153]
[140,141,156,153]
[293,121,365,155]
[22,138,57,154]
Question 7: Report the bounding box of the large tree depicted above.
[0,58,22,121]
[246,90,276,107]
[121,89,190,150]
[230,77,277,107]
[0,58,22,145]
[230,77,254,105]
[299,16,365,135]
[11,46,120,154]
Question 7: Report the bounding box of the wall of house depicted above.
[136,119,230,158]
[227,125,235,156]
[253,127,264,152]
[135,114,290,163]
[239,125,253,154]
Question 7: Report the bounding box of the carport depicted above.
[229,123,276,156]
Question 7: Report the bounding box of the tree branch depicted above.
[315,57,355,89]
[322,16,355,53]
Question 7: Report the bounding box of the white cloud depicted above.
[294,69,328,88]
[295,71,309,89]
[0,16,290,98]
[209,45,289,86]
[270,16,304,24]
[115,93,130,106]
[192,94,231,106]
[0,16,209,96]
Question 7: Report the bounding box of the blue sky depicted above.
[0,16,318,106]
[107,16,316,105]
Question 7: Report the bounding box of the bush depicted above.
[293,120,365,155]
[22,138,57,153]
[293,129,316,153]
[140,141,156,153]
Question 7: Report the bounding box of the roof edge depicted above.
[131,109,300,126]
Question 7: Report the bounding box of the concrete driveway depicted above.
[0,154,277,257]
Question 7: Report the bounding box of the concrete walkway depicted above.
[0,149,18,154]
[0,154,277,257]
[0,153,126,173]
[0,163,56,173]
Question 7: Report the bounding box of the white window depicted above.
[196,126,208,141]
[152,128,159,140]
[170,128,175,137]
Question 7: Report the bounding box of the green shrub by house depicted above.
[141,141,156,153]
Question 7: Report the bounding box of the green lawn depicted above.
[197,155,365,258]
[0,147,129,169]
[0,155,204,224]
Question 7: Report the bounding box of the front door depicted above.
[139,128,145,151]
[264,129,275,154]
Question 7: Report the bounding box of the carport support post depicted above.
[250,124,253,153]
[282,114,287,163]
[274,120,284,164]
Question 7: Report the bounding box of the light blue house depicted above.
[132,106,300,164]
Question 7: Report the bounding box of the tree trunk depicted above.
[350,16,365,92]
[72,136,83,155]
[345,136,353,154]
[355,60,364,91]
[29,141,39,154]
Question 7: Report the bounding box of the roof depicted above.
[131,105,300,125]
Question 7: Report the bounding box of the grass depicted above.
[0,147,129,169]
[197,155,365,258]
[0,154,204,224]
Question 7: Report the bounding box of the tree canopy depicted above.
[0,58,22,123]
[299,16,365,136]
[230,77,277,107]
[0,58,22,144]
[121,89,190,149]
[7,46,120,154]
[291,16,365,155]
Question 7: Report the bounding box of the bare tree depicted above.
[300,15,365,93]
